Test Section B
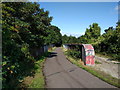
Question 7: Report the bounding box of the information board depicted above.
[82,44,95,65]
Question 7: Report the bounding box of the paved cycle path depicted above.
[43,47,116,88]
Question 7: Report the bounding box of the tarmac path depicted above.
[43,47,116,88]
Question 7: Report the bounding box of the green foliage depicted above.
[62,23,101,44]
[45,25,62,46]
[63,22,120,61]
[2,2,62,88]
[81,23,120,61]
[93,24,120,60]
[66,49,81,59]
[28,57,45,88]
[78,23,101,44]
[62,35,78,44]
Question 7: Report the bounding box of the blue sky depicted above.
[39,2,118,37]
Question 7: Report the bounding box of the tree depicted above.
[93,22,120,60]
[62,34,69,44]
[46,25,62,46]
[62,34,78,44]
[2,2,62,87]
[78,23,101,44]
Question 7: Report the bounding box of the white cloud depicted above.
[115,5,120,10]
[115,6,118,10]
[61,31,84,38]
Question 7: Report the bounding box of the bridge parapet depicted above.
[63,44,95,66]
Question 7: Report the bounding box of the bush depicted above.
[66,49,81,59]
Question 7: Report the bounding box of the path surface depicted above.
[43,47,116,88]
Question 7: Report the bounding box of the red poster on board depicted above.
[83,44,95,65]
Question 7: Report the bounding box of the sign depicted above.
[82,44,95,65]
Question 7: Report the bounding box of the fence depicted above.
[30,44,54,58]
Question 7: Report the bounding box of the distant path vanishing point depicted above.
[43,47,116,88]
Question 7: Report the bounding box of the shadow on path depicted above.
[47,52,57,58]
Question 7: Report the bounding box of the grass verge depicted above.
[96,53,120,62]
[28,56,46,88]
[20,47,56,88]
[48,47,56,52]
[62,48,120,88]
[96,53,112,58]
[20,54,47,88]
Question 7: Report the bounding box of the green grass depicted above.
[22,47,56,88]
[96,53,120,62]
[96,53,113,59]
[48,47,56,52]
[20,52,48,88]
[29,59,45,88]
[62,49,120,88]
